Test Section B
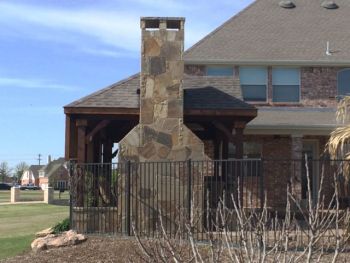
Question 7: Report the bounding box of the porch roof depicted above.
[246,107,338,134]
[64,74,256,116]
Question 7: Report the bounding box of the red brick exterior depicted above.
[184,65,206,76]
[185,64,346,107]
[301,67,342,107]
[185,64,341,209]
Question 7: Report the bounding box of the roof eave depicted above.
[64,106,257,118]
[184,59,350,67]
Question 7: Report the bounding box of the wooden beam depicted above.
[212,121,236,144]
[76,119,88,163]
[64,106,257,118]
[85,120,110,143]
[112,149,119,159]
[235,128,244,159]
[65,115,71,161]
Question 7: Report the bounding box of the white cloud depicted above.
[80,47,138,59]
[0,2,208,56]
[0,77,78,91]
[128,0,188,10]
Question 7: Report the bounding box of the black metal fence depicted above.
[69,159,350,243]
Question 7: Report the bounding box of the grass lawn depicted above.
[0,204,69,260]
[0,190,70,203]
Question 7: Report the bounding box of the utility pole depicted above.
[37,154,42,165]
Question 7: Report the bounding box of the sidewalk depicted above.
[0,201,45,205]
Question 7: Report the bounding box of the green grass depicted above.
[0,190,70,203]
[0,191,10,203]
[0,204,68,259]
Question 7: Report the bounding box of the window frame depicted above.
[272,67,301,103]
[337,68,350,97]
[206,65,234,76]
[239,66,268,102]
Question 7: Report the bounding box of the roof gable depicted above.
[184,0,350,64]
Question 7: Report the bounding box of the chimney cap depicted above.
[141,17,185,30]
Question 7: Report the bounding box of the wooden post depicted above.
[76,119,88,164]
[234,122,245,159]
[76,119,87,207]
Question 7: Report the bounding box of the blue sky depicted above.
[0,0,253,168]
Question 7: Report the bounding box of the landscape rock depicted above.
[35,227,54,238]
[31,230,87,252]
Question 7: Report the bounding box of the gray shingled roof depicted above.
[65,74,253,110]
[247,107,337,130]
[184,0,350,65]
[39,158,67,178]
[28,165,44,179]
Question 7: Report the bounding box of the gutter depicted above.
[184,59,350,67]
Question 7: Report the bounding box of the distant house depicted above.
[21,165,44,186]
[38,158,69,190]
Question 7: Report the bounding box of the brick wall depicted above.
[185,64,345,107]
[184,65,206,76]
[301,67,342,107]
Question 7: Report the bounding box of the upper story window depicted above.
[337,69,350,97]
[240,67,267,101]
[272,68,300,102]
[206,65,234,76]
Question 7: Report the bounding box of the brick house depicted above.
[65,0,350,211]
[21,165,44,186]
[38,157,69,190]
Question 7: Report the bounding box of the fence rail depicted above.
[69,159,350,244]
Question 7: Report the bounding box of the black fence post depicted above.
[126,160,131,236]
[187,159,192,222]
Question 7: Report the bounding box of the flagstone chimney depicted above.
[119,17,207,162]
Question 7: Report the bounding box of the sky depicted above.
[0,0,253,169]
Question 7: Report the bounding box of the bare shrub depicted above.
[132,160,350,263]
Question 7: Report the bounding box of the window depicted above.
[243,142,262,159]
[337,69,350,97]
[240,67,267,101]
[228,143,236,159]
[243,142,262,177]
[272,68,300,102]
[206,66,234,76]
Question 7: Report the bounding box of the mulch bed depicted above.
[0,236,142,263]
[2,236,349,263]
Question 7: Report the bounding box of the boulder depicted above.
[35,227,54,238]
[31,230,87,252]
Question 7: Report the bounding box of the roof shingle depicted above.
[184,0,350,64]
[65,74,252,110]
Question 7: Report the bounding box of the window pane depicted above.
[338,69,350,96]
[242,85,266,101]
[206,66,233,76]
[240,67,267,85]
[228,143,236,159]
[273,85,300,102]
[243,142,262,158]
[272,68,300,85]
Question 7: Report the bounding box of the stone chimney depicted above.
[119,17,207,162]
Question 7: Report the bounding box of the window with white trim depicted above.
[272,68,300,102]
[240,67,267,101]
